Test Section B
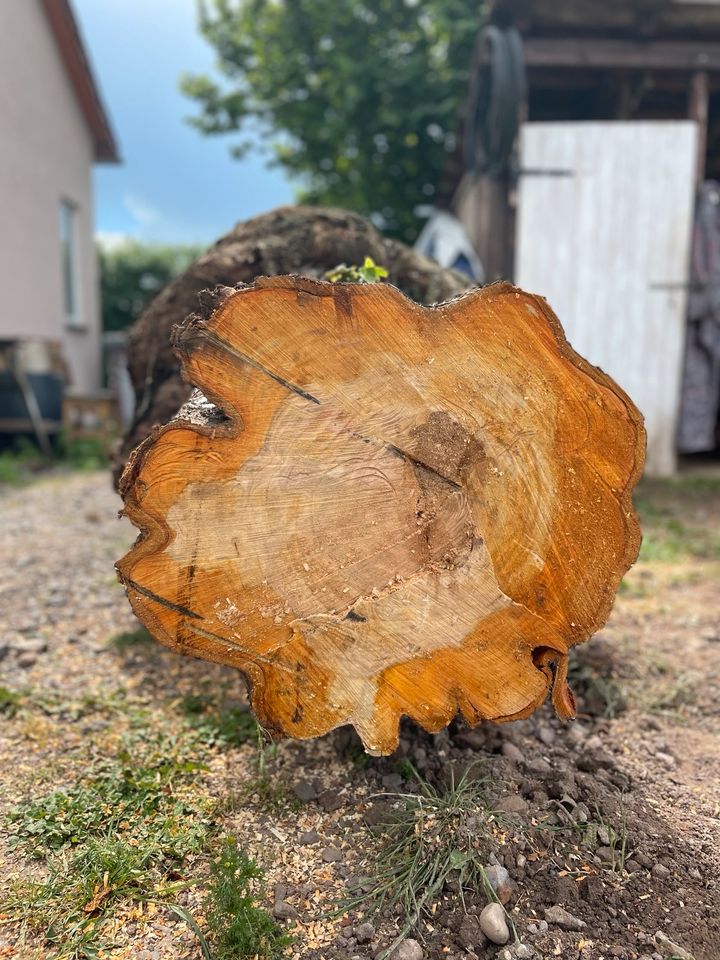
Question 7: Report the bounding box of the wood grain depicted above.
[117,277,645,755]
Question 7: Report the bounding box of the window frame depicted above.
[59,198,83,330]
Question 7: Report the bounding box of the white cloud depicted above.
[124,193,162,227]
[95,230,132,251]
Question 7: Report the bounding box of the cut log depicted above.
[117,277,645,755]
[114,205,470,483]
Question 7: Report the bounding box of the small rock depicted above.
[496,794,529,816]
[455,728,487,749]
[318,788,344,812]
[364,801,393,827]
[11,636,47,654]
[538,920,548,934]
[634,850,653,869]
[485,864,514,904]
[526,757,552,776]
[272,901,297,920]
[293,779,317,802]
[299,830,322,845]
[654,931,693,959]
[597,825,612,846]
[537,725,555,746]
[514,946,534,959]
[382,773,402,789]
[501,741,525,764]
[479,902,510,945]
[412,747,427,767]
[652,863,671,880]
[544,905,586,931]
[17,653,37,669]
[390,938,424,960]
[655,752,676,769]
[322,846,342,863]
[354,922,375,943]
[579,875,604,903]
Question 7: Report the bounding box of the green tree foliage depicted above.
[99,241,202,332]
[181,0,482,241]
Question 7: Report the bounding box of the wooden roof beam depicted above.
[525,38,720,72]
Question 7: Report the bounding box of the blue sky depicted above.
[73,0,294,247]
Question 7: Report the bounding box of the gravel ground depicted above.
[1,470,719,960]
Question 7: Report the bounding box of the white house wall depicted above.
[0,0,101,395]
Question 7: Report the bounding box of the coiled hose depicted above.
[463,24,527,179]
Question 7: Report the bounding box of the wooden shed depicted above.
[453,0,720,475]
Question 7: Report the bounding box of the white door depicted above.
[515,121,698,477]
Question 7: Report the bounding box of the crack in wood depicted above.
[199,329,321,405]
[124,579,204,620]
[185,621,296,673]
[387,443,464,491]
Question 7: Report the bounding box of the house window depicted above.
[59,199,82,328]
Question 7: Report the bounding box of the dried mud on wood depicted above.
[117,277,645,754]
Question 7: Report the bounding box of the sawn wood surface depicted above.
[117,277,645,754]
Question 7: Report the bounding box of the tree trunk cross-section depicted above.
[117,277,645,755]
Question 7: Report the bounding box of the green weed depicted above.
[8,740,211,859]
[202,837,292,960]
[0,686,22,717]
[13,838,154,957]
[110,625,154,651]
[0,434,109,486]
[180,692,258,747]
[0,438,46,485]
[635,489,720,563]
[647,674,698,715]
[326,256,389,284]
[56,434,109,471]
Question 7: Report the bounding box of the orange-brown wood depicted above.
[117,277,645,755]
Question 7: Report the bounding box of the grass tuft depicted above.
[347,764,506,958]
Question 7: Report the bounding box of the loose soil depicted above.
[1,470,719,960]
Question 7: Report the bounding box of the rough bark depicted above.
[117,277,645,755]
[114,205,471,483]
